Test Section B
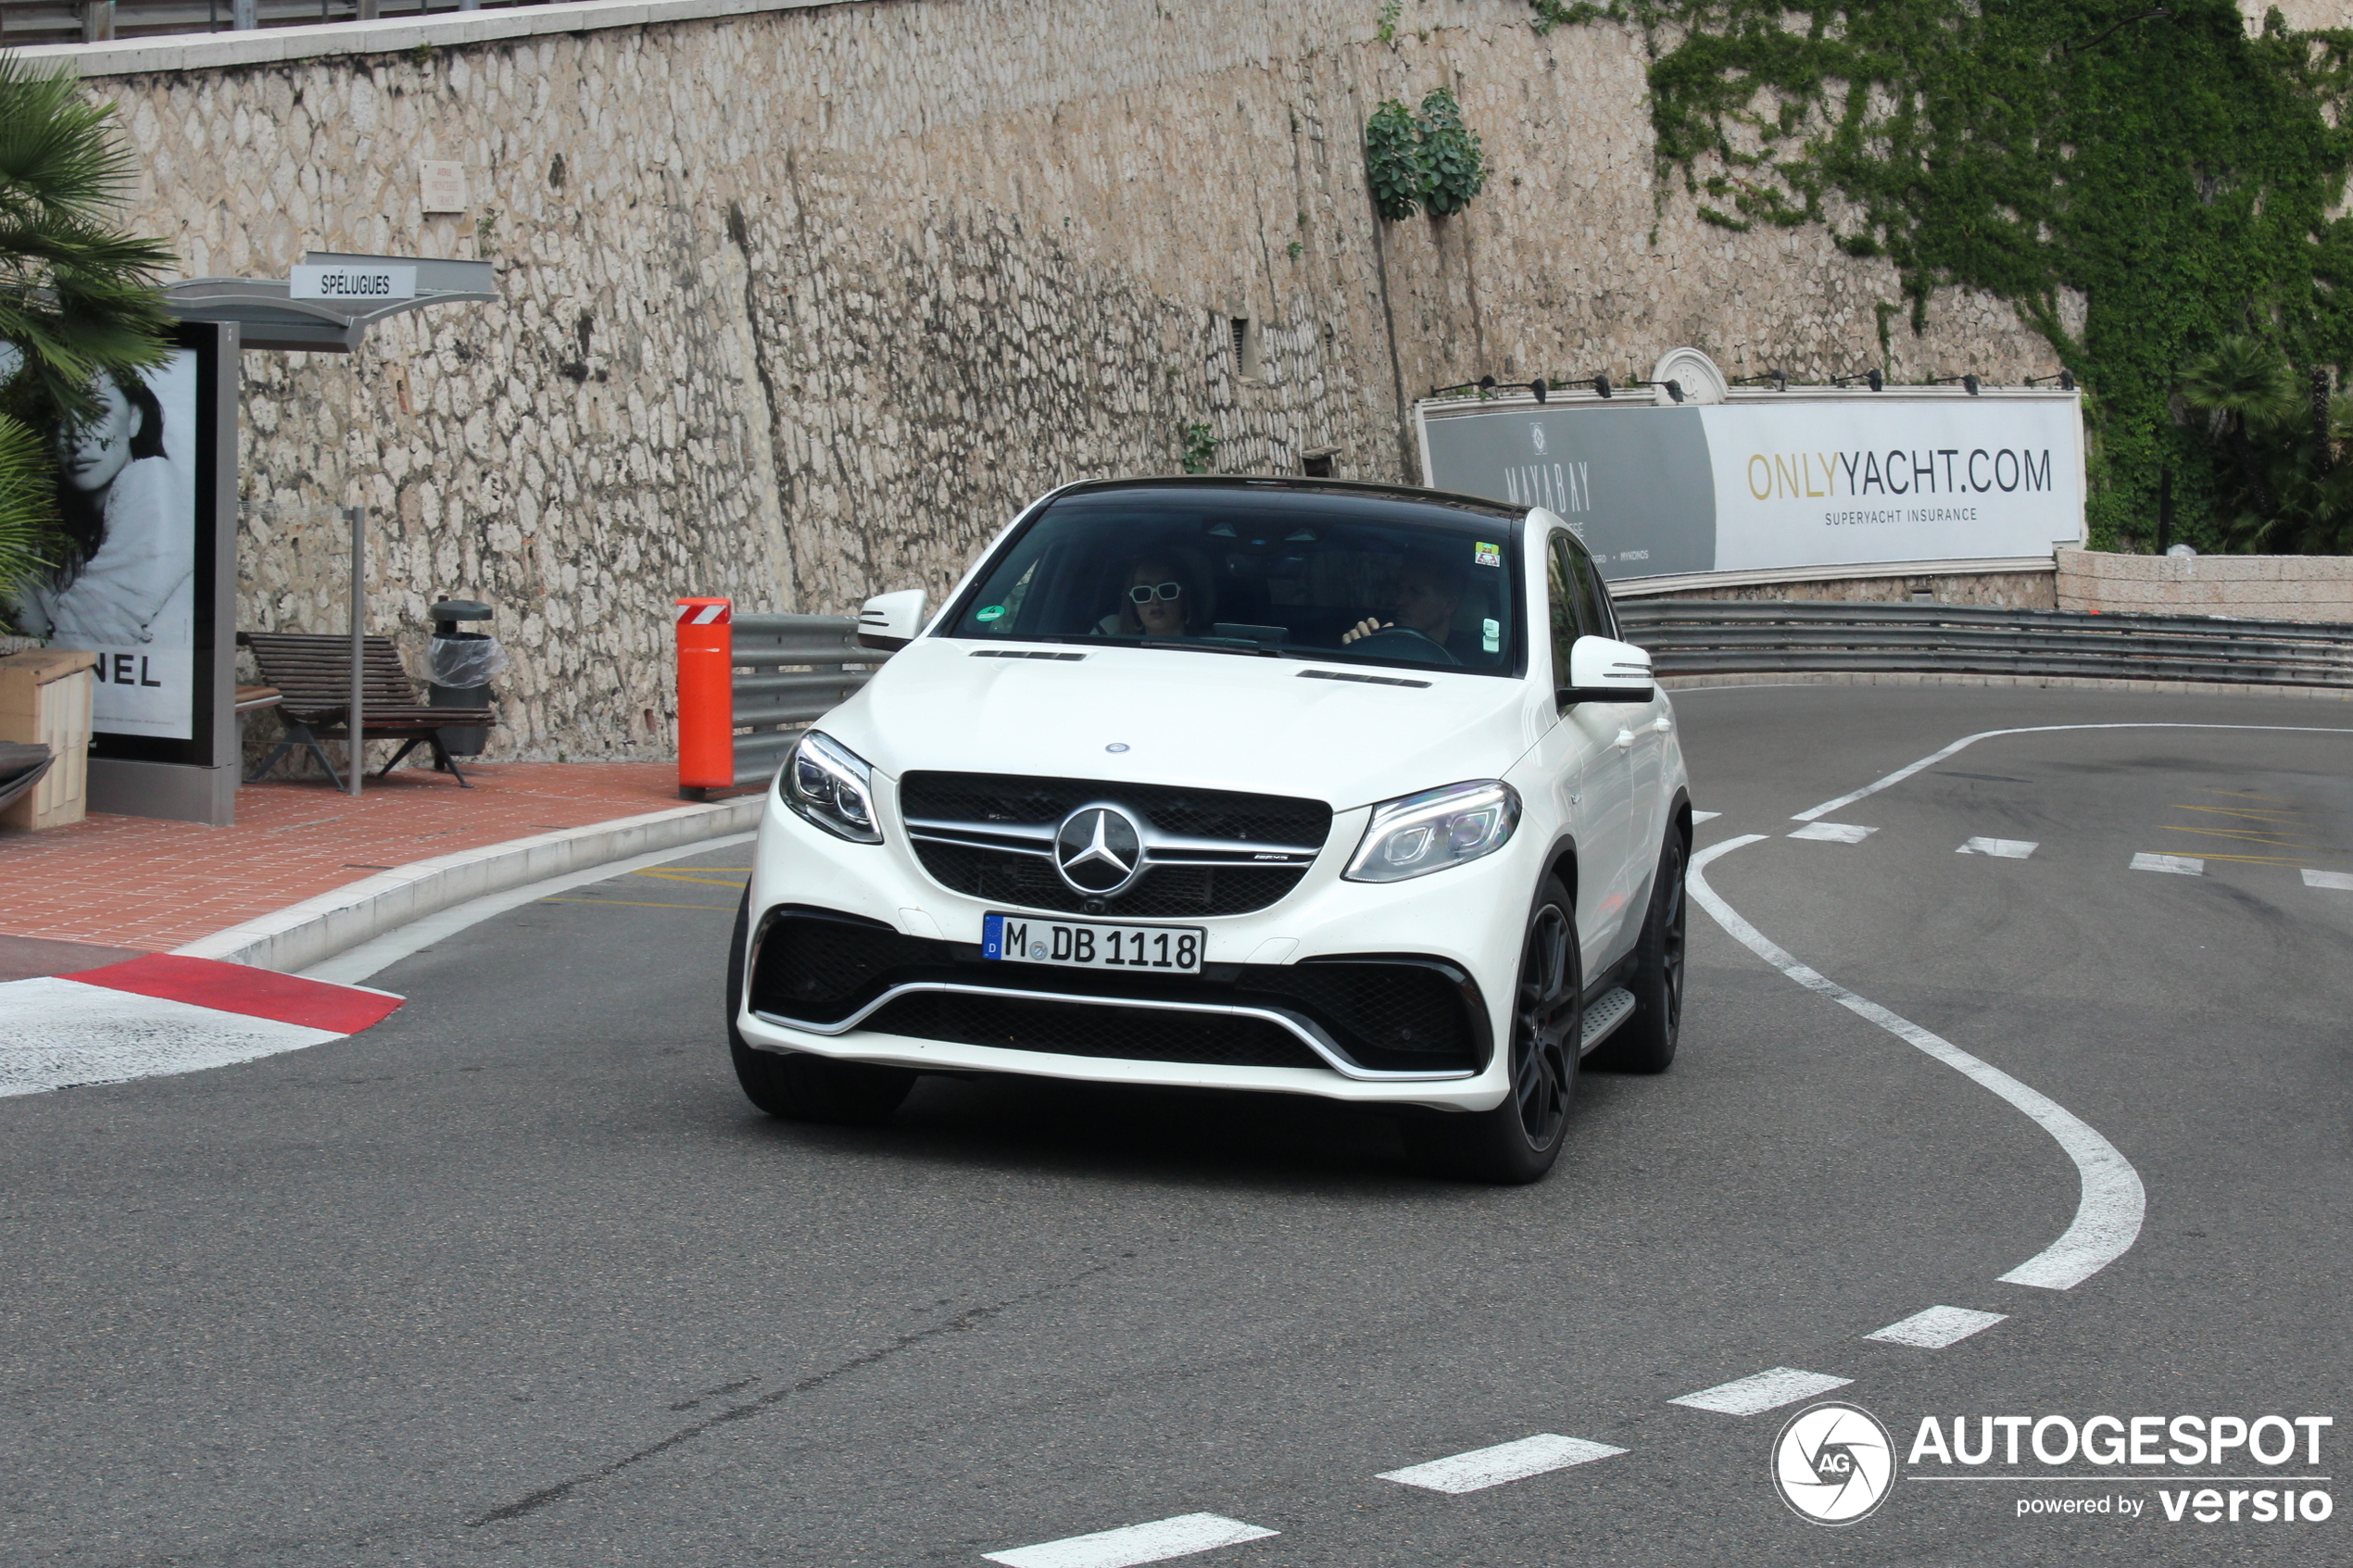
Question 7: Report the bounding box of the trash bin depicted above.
[425,600,507,758]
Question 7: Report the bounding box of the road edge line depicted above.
[171,796,765,973]
[1688,834,2145,1291]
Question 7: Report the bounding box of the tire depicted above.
[1591,829,1687,1074]
[1403,873,1581,1185]
[725,888,915,1125]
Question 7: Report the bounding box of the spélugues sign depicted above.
[1416,358,2084,583]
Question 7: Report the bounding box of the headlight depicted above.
[1343,780,1520,883]
[780,731,883,843]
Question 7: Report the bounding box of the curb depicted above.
[172,795,764,973]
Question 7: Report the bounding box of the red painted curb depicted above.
[69,954,404,1035]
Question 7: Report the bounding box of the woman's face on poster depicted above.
[56,380,139,494]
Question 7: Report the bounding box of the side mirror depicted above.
[1557,634,1655,705]
[856,588,926,652]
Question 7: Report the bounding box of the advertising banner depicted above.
[1417,390,2085,583]
[6,349,203,738]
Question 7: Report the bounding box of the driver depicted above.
[1342,551,1466,652]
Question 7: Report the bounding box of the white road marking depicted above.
[1788,822,1876,843]
[2303,868,2353,891]
[301,833,756,985]
[1866,1305,2008,1348]
[1378,1434,1627,1493]
[1792,721,2353,822]
[1691,836,2145,1290]
[2131,852,2204,876]
[0,977,343,1098]
[1670,1367,1851,1415]
[1691,809,1721,823]
[1958,837,2037,858]
[982,1514,1277,1568]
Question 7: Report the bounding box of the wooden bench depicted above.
[240,633,497,789]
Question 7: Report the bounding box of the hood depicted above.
[821,638,1546,810]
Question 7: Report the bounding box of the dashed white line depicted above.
[1866,1305,2008,1348]
[2303,868,2353,891]
[1691,809,1721,823]
[1670,1367,1852,1415]
[1958,837,2037,859]
[2131,852,2204,876]
[1788,822,1876,844]
[1378,1434,1627,1494]
[982,1514,1277,1568]
[1691,836,2145,1291]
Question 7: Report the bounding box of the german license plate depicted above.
[982,912,1203,974]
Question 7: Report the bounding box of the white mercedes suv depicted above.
[727,477,1692,1182]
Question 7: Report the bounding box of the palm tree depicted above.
[2176,335,2299,524]
[0,52,176,630]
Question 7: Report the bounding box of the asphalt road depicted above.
[5,684,2350,1567]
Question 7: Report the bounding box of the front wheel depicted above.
[1591,830,1686,1073]
[726,889,915,1125]
[1404,873,1581,1184]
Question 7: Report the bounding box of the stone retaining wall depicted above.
[57,0,2068,760]
[2055,549,2353,624]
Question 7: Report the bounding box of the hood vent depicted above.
[969,648,1087,661]
[1298,669,1431,689]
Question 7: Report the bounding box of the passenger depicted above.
[1341,551,1469,657]
[1103,554,1208,638]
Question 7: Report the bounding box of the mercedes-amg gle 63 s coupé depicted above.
[726,477,1692,1182]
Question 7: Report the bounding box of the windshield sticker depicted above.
[975,604,1007,623]
[1474,541,1502,568]
[1483,618,1502,653]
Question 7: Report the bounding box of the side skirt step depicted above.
[1578,987,1637,1057]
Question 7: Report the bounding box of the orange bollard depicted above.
[675,597,734,798]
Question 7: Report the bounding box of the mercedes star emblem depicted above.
[1053,804,1145,897]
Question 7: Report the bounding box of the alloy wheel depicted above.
[1512,902,1577,1145]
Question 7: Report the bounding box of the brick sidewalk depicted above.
[0,761,747,956]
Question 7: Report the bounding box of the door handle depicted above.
[1652,716,1673,734]
[1613,727,1635,751]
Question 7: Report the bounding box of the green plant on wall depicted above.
[1178,421,1219,474]
[1545,1,2353,552]
[1417,88,1486,216]
[1365,88,1488,221]
[1365,98,1428,220]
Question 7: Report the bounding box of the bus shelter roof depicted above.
[162,253,496,352]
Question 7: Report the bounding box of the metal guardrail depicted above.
[1615,599,2353,689]
[726,614,884,786]
[6,1,560,46]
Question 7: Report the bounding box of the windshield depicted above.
[942,485,1525,676]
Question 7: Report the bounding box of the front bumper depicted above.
[737,782,1536,1111]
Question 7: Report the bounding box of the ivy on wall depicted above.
[1365,88,1488,221]
[1543,1,2353,552]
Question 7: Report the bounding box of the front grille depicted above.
[747,908,1484,1074]
[861,991,1325,1070]
[900,771,1331,917]
[911,842,1303,918]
